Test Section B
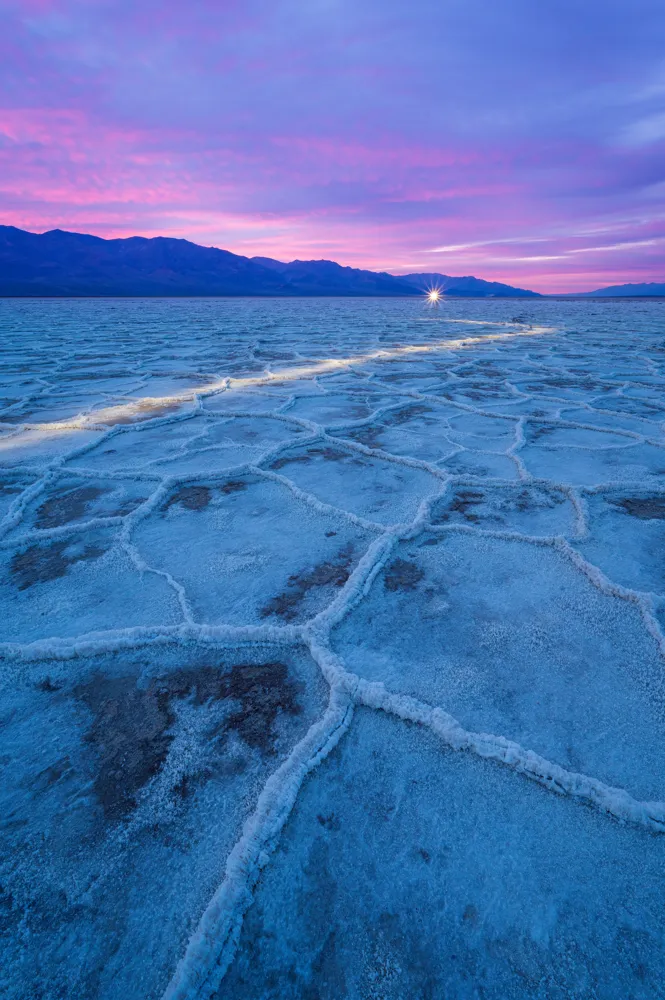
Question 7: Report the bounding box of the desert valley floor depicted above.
[1,296,665,999]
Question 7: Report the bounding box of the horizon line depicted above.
[2,223,664,297]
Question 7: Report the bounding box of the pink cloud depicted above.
[1,0,664,293]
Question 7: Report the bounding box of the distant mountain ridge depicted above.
[391,271,541,298]
[576,282,665,297]
[0,226,539,297]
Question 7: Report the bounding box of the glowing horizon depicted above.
[1,1,664,294]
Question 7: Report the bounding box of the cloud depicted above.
[620,112,665,147]
[1,0,665,291]
[567,239,662,254]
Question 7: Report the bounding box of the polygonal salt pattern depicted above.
[430,481,576,535]
[576,488,665,594]
[442,448,521,479]
[283,391,377,424]
[521,436,665,486]
[223,710,665,1000]
[202,389,288,414]
[1,296,665,1000]
[0,472,37,519]
[338,400,463,463]
[262,441,441,526]
[331,532,665,801]
[0,529,183,644]
[65,419,206,472]
[0,642,327,1000]
[0,427,104,468]
[132,474,377,626]
[4,474,152,538]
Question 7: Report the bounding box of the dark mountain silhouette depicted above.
[391,272,541,297]
[250,255,419,295]
[575,282,665,297]
[0,227,414,296]
[0,226,539,297]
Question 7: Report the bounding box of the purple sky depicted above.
[2,0,665,291]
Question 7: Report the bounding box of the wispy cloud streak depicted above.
[1,0,664,291]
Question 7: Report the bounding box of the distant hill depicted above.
[250,256,415,295]
[576,282,665,297]
[0,226,538,297]
[391,272,540,298]
[0,227,414,297]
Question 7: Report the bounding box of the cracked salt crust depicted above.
[1,296,665,999]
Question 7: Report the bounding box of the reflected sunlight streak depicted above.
[0,321,554,454]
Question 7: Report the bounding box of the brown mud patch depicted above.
[162,480,247,512]
[434,489,485,524]
[433,486,564,525]
[307,446,351,461]
[529,424,557,441]
[441,389,488,403]
[317,812,341,831]
[10,540,108,589]
[384,558,424,592]
[344,426,384,449]
[72,661,302,819]
[269,454,312,471]
[610,496,665,520]
[261,544,355,621]
[35,485,107,529]
[220,480,247,494]
[110,495,149,516]
[544,377,600,390]
[511,487,564,512]
[383,404,433,426]
[0,481,24,497]
[163,485,212,512]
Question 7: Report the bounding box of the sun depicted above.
[425,287,443,305]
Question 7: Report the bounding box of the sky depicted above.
[1,0,665,292]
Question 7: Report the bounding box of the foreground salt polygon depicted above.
[1,297,664,1000]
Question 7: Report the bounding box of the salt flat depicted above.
[1,296,665,999]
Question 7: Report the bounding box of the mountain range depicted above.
[0,226,539,297]
[576,282,665,297]
[390,272,540,297]
[0,227,661,297]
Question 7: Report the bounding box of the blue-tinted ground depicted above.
[0,296,664,999]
